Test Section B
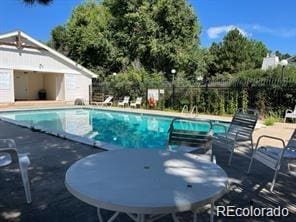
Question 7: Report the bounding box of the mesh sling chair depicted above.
[0,139,31,203]
[248,129,296,192]
[167,118,214,162]
[213,108,259,165]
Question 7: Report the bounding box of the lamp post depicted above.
[197,75,203,82]
[171,69,176,108]
[171,69,176,82]
[112,72,117,76]
[280,59,288,82]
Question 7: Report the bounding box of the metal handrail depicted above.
[181,105,189,113]
[190,105,198,117]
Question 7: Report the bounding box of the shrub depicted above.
[263,112,281,126]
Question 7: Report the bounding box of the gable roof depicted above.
[287,56,296,62]
[0,30,97,78]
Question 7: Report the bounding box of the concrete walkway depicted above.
[0,120,295,222]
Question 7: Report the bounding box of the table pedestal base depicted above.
[97,201,215,222]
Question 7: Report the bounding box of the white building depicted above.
[0,30,96,104]
[261,53,280,70]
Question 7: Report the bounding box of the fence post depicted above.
[172,83,175,108]
[205,78,209,112]
[145,87,148,108]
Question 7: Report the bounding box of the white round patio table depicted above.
[65,149,228,222]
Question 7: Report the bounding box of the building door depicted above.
[14,72,28,100]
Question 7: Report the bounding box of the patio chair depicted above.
[130,97,142,108]
[118,96,130,107]
[247,129,296,192]
[213,108,259,165]
[0,139,31,203]
[284,105,296,123]
[167,118,214,162]
[95,96,113,106]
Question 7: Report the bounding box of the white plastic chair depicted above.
[0,139,31,203]
[284,105,296,123]
[130,97,142,108]
[118,96,130,107]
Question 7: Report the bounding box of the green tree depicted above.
[48,25,68,54]
[61,1,119,78]
[248,40,269,68]
[208,29,268,76]
[103,0,202,79]
[275,50,291,60]
[49,0,202,80]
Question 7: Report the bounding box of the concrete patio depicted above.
[0,120,295,222]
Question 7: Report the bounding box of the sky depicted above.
[0,0,296,54]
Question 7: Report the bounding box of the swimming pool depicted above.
[0,108,229,150]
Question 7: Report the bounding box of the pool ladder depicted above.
[190,105,198,118]
[181,105,189,114]
[181,105,198,118]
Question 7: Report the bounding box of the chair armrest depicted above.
[286,109,294,114]
[0,147,19,163]
[254,135,287,167]
[255,135,286,150]
[0,139,16,148]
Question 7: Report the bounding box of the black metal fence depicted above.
[91,78,296,116]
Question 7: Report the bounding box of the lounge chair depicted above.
[118,96,130,107]
[130,97,142,108]
[213,108,259,165]
[167,118,214,161]
[284,105,296,123]
[94,96,113,106]
[0,139,31,203]
[248,129,296,192]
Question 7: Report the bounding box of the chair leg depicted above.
[210,200,215,222]
[20,167,32,203]
[228,144,235,166]
[247,156,254,174]
[250,138,254,154]
[270,168,280,192]
[212,155,216,164]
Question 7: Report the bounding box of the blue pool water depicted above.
[0,109,228,149]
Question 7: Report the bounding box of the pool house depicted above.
[0,30,96,104]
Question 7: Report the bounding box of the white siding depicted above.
[0,46,81,74]
[64,73,91,103]
[0,69,14,103]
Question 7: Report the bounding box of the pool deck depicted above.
[0,117,295,222]
[0,107,296,222]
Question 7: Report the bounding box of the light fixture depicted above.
[280,59,288,67]
[280,59,288,81]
